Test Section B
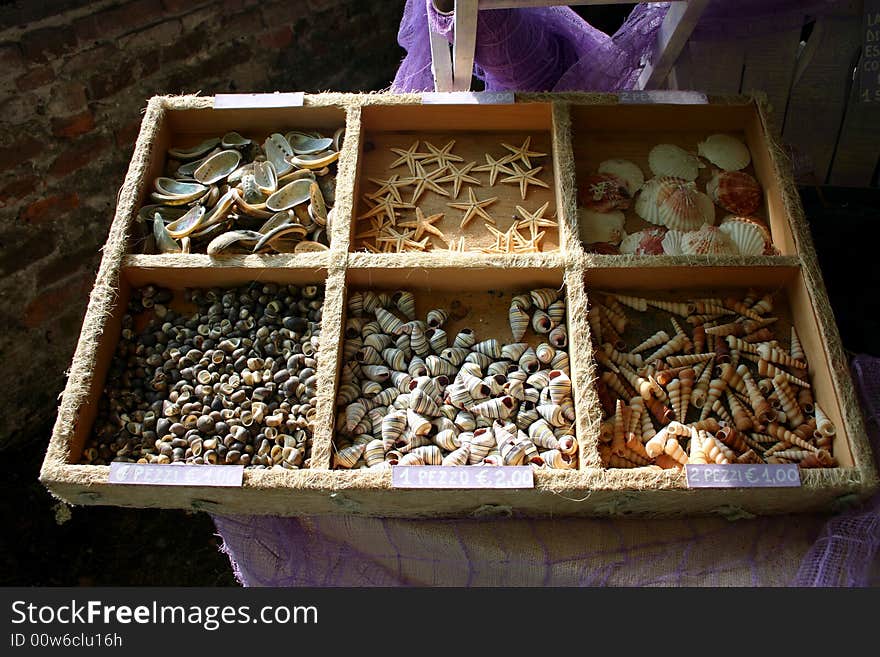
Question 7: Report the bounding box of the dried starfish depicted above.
[356,193,413,224]
[447,187,498,229]
[501,136,547,169]
[514,201,557,240]
[399,207,446,241]
[441,236,469,253]
[484,222,525,254]
[405,161,450,204]
[377,226,420,253]
[366,174,408,203]
[499,162,550,200]
[421,140,464,168]
[473,152,515,186]
[389,141,430,174]
[435,161,480,199]
[354,215,393,241]
[513,229,546,253]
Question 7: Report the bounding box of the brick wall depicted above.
[0,0,405,451]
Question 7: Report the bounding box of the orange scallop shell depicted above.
[719,215,775,254]
[619,227,667,255]
[578,173,631,213]
[708,171,762,215]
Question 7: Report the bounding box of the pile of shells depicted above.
[81,282,325,469]
[589,290,836,469]
[140,129,344,255]
[580,134,778,257]
[334,287,577,469]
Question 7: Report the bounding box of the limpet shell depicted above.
[221,131,252,149]
[706,170,762,216]
[698,134,751,171]
[266,179,312,211]
[165,204,206,239]
[648,144,700,181]
[193,150,242,185]
[579,208,625,245]
[719,220,764,256]
[168,137,220,160]
[264,133,295,176]
[578,173,630,212]
[619,227,667,255]
[598,158,644,195]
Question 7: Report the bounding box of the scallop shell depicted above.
[719,220,764,256]
[618,227,667,255]
[679,225,735,256]
[266,179,312,211]
[661,229,685,256]
[579,208,625,245]
[193,150,242,185]
[698,134,751,171]
[655,179,715,230]
[707,170,762,215]
[598,158,644,195]
[719,215,774,254]
[578,173,630,212]
[648,144,700,180]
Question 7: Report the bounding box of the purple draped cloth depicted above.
[212,1,879,587]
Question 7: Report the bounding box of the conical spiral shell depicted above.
[375,307,404,335]
[392,290,416,320]
[472,339,502,358]
[509,304,529,341]
[530,287,559,310]
[426,308,449,328]
[772,374,804,428]
[471,396,516,419]
[333,442,365,469]
[531,309,553,334]
[442,443,471,466]
[631,330,670,354]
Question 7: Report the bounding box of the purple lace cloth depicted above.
[212,2,878,586]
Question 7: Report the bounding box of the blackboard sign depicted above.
[863,0,880,102]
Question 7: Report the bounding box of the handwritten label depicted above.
[619,90,708,105]
[109,462,244,487]
[685,464,801,488]
[421,91,515,105]
[214,92,304,109]
[392,465,534,489]
[861,0,880,102]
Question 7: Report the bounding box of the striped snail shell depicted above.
[343,338,362,361]
[442,443,471,466]
[453,328,476,349]
[408,356,428,378]
[410,375,442,400]
[492,420,518,446]
[368,408,387,440]
[361,320,382,337]
[370,386,399,409]
[414,445,443,465]
[537,402,566,427]
[526,369,550,390]
[427,328,448,353]
[375,307,405,336]
[466,428,495,463]
[507,369,527,383]
[531,308,553,334]
[557,434,578,456]
[501,342,529,362]
[560,398,576,422]
[392,393,410,410]
[504,378,525,401]
[426,308,449,328]
[337,383,360,405]
[362,290,381,314]
[470,395,516,419]
[346,316,368,338]
[364,439,386,467]
[437,402,457,420]
[515,405,541,432]
[539,386,552,406]
[510,293,532,311]
[499,438,528,466]
[548,325,567,348]
[445,382,476,409]
[348,291,364,316]
[548,369,572,405]
[550,350,569,372]
[528,418,559,449]
[385,448,403,464]
[530,287,559,310]
[440,346,469,367]
[540,448,573,469]
[471,338,502,358]
[395,333,412,358]
[398,451,424,466]
[392,290,416,320]
[486,361,515,377]
[457,361,483,379]
[535,342,556,364]
[432,416,456,433]
[518,347,540,373]
[382,347,407,371]
[509,304,530,342]
[345,401,368,433]
[363,332,393,352]
[356,345,383,365]
[455,410,476,432]
[409,387,441,416]
[390,370,413,392]
[433,428,461,451]
[406,409,433,436]
[361,364,391,382]
[522,387,540,405]
[464,351,493,369]
[426,354,457,377]
[409,324,430,356]
[483,374,507,396]
[333,442,366,469]
[381,409,408,449]
[376,291,393,310]
[460,371,491,399]
[547,299,566,326]
[360,379,384,398]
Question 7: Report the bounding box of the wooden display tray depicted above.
[39,92,878,518]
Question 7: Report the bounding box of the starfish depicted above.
[356,193,413,224]
[388,141,429,174]
[421,140,464,168]
[441,236,469,253]
[472,152,515,186]
[399,206,446,241]
[354,215,392,241]
[513,229,546,253]
[499,162,550,200]
[435,161,480,198]
[405,161,450,204]
[501,136,547,169]
[484,222,525,254]
[447,187,498,229]
[377,226,418,253]
[514,201,557,240]
[366,174,408,203]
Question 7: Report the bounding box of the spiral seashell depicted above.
[466,428,496,464]
[360,290,380,314]
[483,361,510,378]
[362,333,392,353]
[483,374,507,396]
[445,382,475,409]
[536,402,566,427]
[645,428,669,458]
[380,409,408,449]
[333,442,366,469]
[471,339,502,358]
[548,325,567,348]
[374,307,404,336]
[471,395,516,419]
[517,347,539,374]
[501,342,528,362]
[442,443,471,466]
[452,410,475,432]
[386,371,411,394]
[440,346,469,367]
[546,370,572,405]
[409,324,430,357]
[771,374,804,428]
[757,343,807,371]
[644,333,688,365]
[530,287,559,310]
[355,345,382,366]
[337,383,361,406]
[813,403,835,438]
[452,328,475,349]
[360,364,390,383]
[547,299,566,325]
[790,326,806,365]
[492,419,518,446]
[425,328,446,353]
[358,380,382,399]
[392,290,416,320]
[510,293,532,311]
[464,351,493,370]
[662,437,687,465]
[550,351,570,374]
[527,343,554,366]
[508,304,530,342]
[426,308,449,328]
[404,409,432,437]
[433,428,461,451]
[754,358,810,389]
[408,387,441,416]
[458,370,490,400]
[363,439,386,467]
[345,401,368,433]
[603,344,643,369]
[424,354,455,378]
[505,378,525,401]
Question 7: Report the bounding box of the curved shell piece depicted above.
[221,131,251,149]
[289,135,334,155]
[698,134,751,171]
[707,170,762,215]
[164,204,207,239]
[598,158,644,195]
[152,215,181,253]
[153,177,208,199]
[648,144,700,180]
[719,220,764,256]
[193,150,242,185]
[264,133,295,175]
[619,227,667,255]
[168,137,220,160]
[206,229,262,255]
[679,225,735,256]
[287,150,340,169]
[253,160,278,195]
[579,208,625,245]
[266,179,312,212]
[578,173,631,212]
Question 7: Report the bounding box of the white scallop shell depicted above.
[657,186,715,231]
[618,227,667,255]
[698,134,751,171]
[661,229,685,256]
[634,176,666,225]
[598,158,644,195]
[679,225,735,256]
[719,220,764,255]
[648,144,700,180]
[579,208,625,245]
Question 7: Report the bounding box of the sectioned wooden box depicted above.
[40,92,878,518]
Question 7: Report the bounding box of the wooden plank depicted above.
[453,0,479,91]
[739,22,805,125]
[675,38,745,93]
[637,0,710,90]
[829,52,880,186]
[782,14,863,184]
[429,27,454,92]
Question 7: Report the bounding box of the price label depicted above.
[861,0,880,103]
[392,465,534,489]
[685,463,801,488]
[109,462,244,487]
[618,90,708,105]
[214,92,304,109]
[421,91,515,105]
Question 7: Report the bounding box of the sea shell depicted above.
[509,304,529,341]
[653,179,715,231]
[579,209,625,245]
[598,158,644,195]
[193,150,242,185]
[164,204,206,239]
[266,179,312,211]
[661,229,685,256]
[289,134,334,155]
[578,173,630,212]
[530,288,559,310]
[679,225,735,256]
[706,170,762,215]
[205,229,262,255]
[393,290,416,320]
[648,144,700,181]
[264,133,295,176]
[152,216,181,253]
[698,134,751,171]
[719,215,774,254]
[618,227,667,255]
[719,220,764,256]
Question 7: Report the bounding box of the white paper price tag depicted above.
[685,463,801,488]
[109,462,244,487]
[618,90,708,105]
[214,92,304,109]
[421,91,515,105]
[392,465,534,489]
